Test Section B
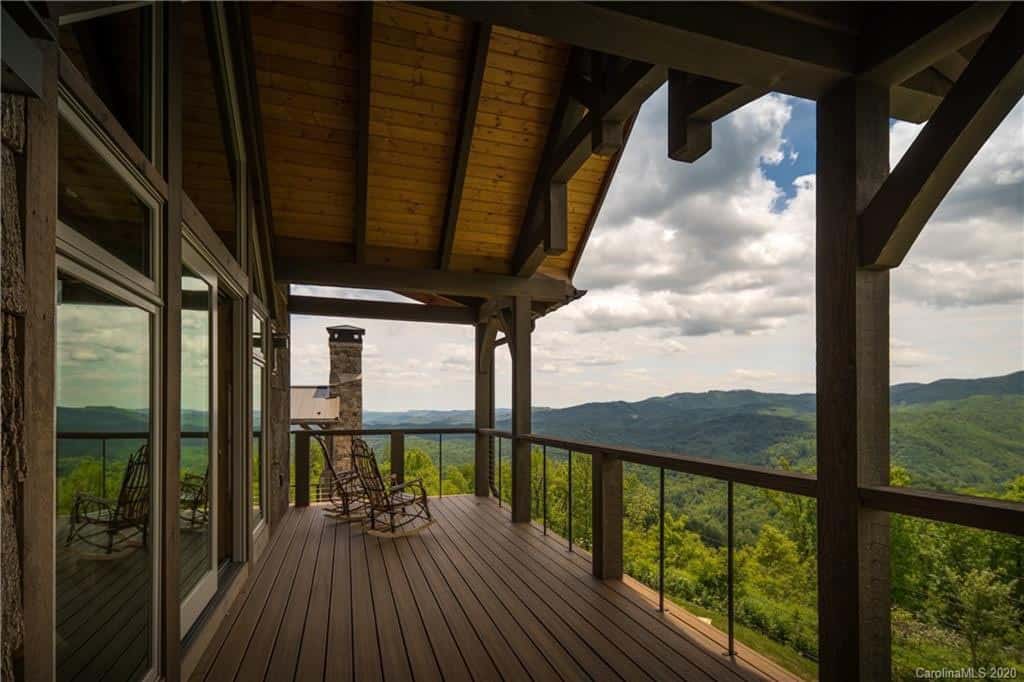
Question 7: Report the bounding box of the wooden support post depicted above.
[22,39,57,682]
[474,320,497,496]
[295,432,310,507]
[391,431,405,484]
[592,453,623,579]
[510,295,532,523]
[816,78,890,682]
[159,3,184,675]
[161,4,184,679]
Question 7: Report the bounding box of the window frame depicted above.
[56,94,164,304]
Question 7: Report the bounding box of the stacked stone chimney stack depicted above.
[325,325,364,481]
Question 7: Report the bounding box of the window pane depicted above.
[59,116,152,276]
[56,274,152,681]
[183,3,238,257]
[252,361,264,525]
[59,7,152,155]
[181,268,212,599]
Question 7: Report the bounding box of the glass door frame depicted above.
[54,254,163,682]
[179,241,219,636]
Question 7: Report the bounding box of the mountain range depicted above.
[366,371,1024,494]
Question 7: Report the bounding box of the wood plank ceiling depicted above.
[251,1,615,282]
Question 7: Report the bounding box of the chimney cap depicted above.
[327,324,365,343]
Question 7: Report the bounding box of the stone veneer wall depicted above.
[1,93,28,680]
[268,285,291,526]
[325,334,362,484]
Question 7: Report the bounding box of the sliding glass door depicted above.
[179,244,219,635]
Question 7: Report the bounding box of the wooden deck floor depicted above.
[192,496,797,681]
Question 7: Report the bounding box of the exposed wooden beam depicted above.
[353,3,372,264]
[514,55,665,276]
[510,295,532,523]
[858,3,1008,86]
[288,296,476,325]
[570,115,635,278]
[276,248,581,302]
[439,22,491,270]
[425,1,944,122]
[668,72,764,162]
[860,5,1024,269]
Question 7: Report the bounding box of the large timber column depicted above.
[510,295,532,522]
[474,318,497,496]
[816,79,890,681]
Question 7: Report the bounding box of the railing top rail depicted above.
[291,427,476,436]
[520,432,817,497]
[860,485,1024,537]
[478,428,512,438]
[58,431,207,439]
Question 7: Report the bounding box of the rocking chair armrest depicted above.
[388,478,427,495]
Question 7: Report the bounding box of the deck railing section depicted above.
[290,427,477,505]
[477,427,1024,668]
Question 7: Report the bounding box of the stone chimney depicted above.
[325,325,364,479]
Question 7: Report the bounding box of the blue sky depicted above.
[761,97,815,208]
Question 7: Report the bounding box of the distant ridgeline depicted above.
[364,371,1024,495]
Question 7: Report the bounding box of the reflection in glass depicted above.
[59,6,152,156]
[56,273,152,681]
[182,2,238,257]
[59,116,152,275]
[252,360,264,525]
[252,313,263,357]
[180,268,212,600]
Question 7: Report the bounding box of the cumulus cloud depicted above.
[890,103,1023,308]
[574,90,816,336]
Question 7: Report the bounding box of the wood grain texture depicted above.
[193,499,796,681]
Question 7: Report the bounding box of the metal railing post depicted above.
[542,445,548,535]
[568,450,573,550]
[727,479,735,657]
[438,433,443,498]
[659,467,665,612]
[497,437,502,507]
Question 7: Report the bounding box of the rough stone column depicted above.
[1,92,28,682]
[324,325,364,491]
[268,285,291,525]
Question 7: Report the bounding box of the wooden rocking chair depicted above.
[65,442,150,558]
[313,434,368,521]
[352,439,433,537]
[179,468,209,530]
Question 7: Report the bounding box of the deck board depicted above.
[192,496,797,681]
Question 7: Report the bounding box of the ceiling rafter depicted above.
[439,22,492,270]
[514,51,666,277]
[859,4,1024,269]
[353,2,372,264]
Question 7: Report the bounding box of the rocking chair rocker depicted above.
[65,442,150,558]
[352,439,433,537]
[313,434,368,521]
